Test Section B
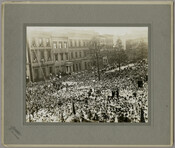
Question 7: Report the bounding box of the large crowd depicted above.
[26,60,148,123]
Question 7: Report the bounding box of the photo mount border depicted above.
[1,1,173,147]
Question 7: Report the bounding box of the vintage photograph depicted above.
[26,27,148,123]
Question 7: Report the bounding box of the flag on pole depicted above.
[72,101,76,115]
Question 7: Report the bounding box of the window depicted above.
[49,67,52,74]
[89,62,92,67]
[32,39,36,47]
[75,52,78,58]
[79,63,81,70]
[85,62,87,70]
[56,66,60,74]
[40,50,44,61]
[47,49,51,61]
[55,53,58,61]
[76,64,78,71]
[39,38,44,47]
[84,51,86,57]
[79,41,81,47]
[64,42,67,48]
[66,66,69,72]
[53,42,57,49]
[69,40,72,47]
[74,40,77,47]
[34,69,39,80]
[61,65,64,71]
[73,64,75,72]
[87,41,89,46]
[32,50,37,62]
[83,41,86,47]
[42,68,46,76]
[65,53,68,60]
[60,53,63,61]
[88,63,90,68]
[46,39,50,47]
[79,51,82,58]
[59,42,62,48]
[71,52,73,59]
[83,41,88,47]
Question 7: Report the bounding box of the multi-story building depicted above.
[26,31,99,82]
[26,30,114,82]
[68,33,94,73]
[26,32,54,82]
[52,36,69,74]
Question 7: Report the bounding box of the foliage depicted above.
[113,39,128,69]
[126,39,148,62]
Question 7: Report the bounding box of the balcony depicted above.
[45,60,54,65]
[65,61,73,66]
[30,46,52,50]
[31,59,54,67]
[31,62,40,67]
[68,47,89,50]
[53,48,68,53]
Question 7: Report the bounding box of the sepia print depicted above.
[26,27,148,123]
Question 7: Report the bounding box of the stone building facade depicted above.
[26,31,96,82]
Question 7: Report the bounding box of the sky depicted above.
[27,26,148,39]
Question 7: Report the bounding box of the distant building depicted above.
[125,38,148,61]
[125,38,148,52]
[99,34,114,50]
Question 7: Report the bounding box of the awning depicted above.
[65,62,73,66]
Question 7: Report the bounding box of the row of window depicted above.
[31,38,89,48]
[32,49,52,63]
[54,51,86,62]
[73,63,81,71]
[53,40,88,49]
[53,62,91,73]
[31,38,51,47]
[72,62,91,71]
[55,53,69,61]
[33,61,92,80]
[31,49,88,63]
[53,42,67,49]
[70,51,86,59]
[34,63,86,77]
[69,40,88,48]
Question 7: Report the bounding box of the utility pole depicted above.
[96,51,100,81]
[94,42,101,81]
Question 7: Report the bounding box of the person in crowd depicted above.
[26,60,148,123]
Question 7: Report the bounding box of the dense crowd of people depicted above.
[26,60,148,123]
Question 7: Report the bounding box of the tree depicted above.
[125,40,138,63]
[136,40,148,61]
[88,36,103,81]
[114,39,128,71]
[125,39,148,63]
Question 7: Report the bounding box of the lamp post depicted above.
[94,42,101,81]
